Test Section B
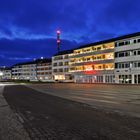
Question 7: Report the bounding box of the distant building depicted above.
[11,58,52,81]
[12,61,37,80]
[36,58,53,81]
[0,67,11,81]
[52,50,74,82]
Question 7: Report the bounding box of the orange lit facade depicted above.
[69,42,115,83]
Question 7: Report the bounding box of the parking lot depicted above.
[28,83,140,118]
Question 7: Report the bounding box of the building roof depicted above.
[35,58,52,64]
[76,32,140,50]
[12,58,52,67]
[53,49,73,56]
[0,67,12,70]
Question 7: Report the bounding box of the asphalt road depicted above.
[2,84,140,140]
[28,83,140,118]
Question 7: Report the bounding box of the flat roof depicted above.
[76,32,140,50]
[53,49,73,56]
[12,58,52,67]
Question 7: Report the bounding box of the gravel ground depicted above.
[2,85,140,140]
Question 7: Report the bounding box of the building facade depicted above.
[1,32,140,84]
[0,67,12,81]
[12,62,37,80]
[52,50,74,82]
[69,41,115,83]
[114,33,140,84]
[36,59,53,81]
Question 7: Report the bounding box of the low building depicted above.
[52,50,74,82]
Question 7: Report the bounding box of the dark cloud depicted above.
[0,38,78,66]
[0,0,140,66]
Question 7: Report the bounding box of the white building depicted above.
[52,50,74,82]
[114,32,140,84]
[12,62,37,81]
[11,58,53,82]
[36,58,53,82]
[0,67,11,81]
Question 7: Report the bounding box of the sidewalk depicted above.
[0,85,30,140]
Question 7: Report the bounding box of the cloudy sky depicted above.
[0,0,140,66]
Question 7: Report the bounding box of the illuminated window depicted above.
[54,75,65,80]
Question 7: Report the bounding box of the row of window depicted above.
[37,67,52,70]
[37,72,52,75]
[53,68,69,73]
[115,38,140,47]
[115,61,140,69]
[115,49,140,58]
[73,45,113,55]
[53,55,69,60]
[53,62,69,67]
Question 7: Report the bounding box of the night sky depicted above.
[0,0,140,66]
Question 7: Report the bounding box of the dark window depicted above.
[134,51,137,55]
[59,69,63,72]
[138,50,140,55]
[115,63,118,68]
[134,62,137,68]
[138,39,140,43]
[122,63,125,68]
[134,40,137,43]
[59,62,63,66]
[115,42,118,47]
[125,63,129,68]
[125,51,130,56]
[119,42,125,46]
[125,41,129,45]
[138,63,140,67]
[119,52,124,57]
[115,52,118,58]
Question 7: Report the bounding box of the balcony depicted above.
[70,48,114,58]
[70,59,114,66]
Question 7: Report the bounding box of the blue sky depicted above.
[0,0,140,66]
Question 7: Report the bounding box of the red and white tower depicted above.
[56,30,61,52]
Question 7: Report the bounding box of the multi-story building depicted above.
[12,61,37,81]
[0,67,12,81]
[69,40,115,83]
[114,32,140,84]
[36,58,53,81]
[11,58,53,81]
[1,32,140,84]
[52,50,74,82]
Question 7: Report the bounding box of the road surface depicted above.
[1,83,140,140]
[28,83,140,118]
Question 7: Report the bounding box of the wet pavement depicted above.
[2,84,140,140]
